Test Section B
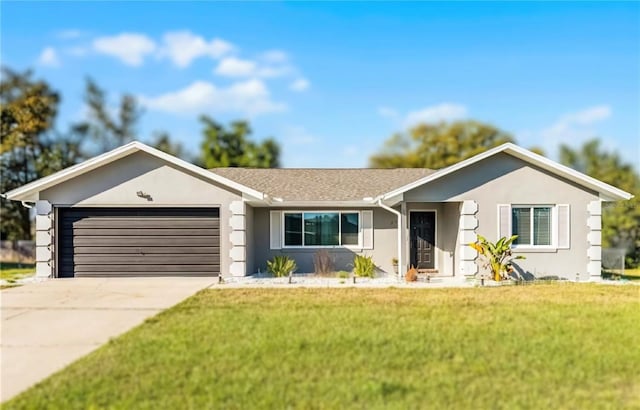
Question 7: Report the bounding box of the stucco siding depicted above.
[245,205,255,275]
[40,152,243,277]
[252,207,398,274]
[405,153,600,279]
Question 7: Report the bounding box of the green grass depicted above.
[603,268,640,281]
[0,262,35,282]
[6,285,640,409]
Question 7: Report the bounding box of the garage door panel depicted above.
[73,246,220,254]
[72,264,220,272]
[62,228,220,236]
[61,209,219,218]
[66,236,220,247]
[61,218,219,229]
[59,208,220,278]
[72,271,219,277]
[68,255,220,264]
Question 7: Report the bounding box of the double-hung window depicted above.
[511,206,553,246]
[283,211,360,247]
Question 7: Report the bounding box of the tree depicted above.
[199,116,280,168]
[1,70,172,240]
[560,139,640,267]
[0,69,59,154]
[370,120,514,169]
[151,132,186,159]
[76,77,142,153]
[1,68,61,240]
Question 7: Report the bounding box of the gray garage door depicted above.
[58,208,220,278]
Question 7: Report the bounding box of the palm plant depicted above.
[266,256,297,277]
[469,235,525,281]
[353,255,375,278]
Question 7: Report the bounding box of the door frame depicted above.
[408,209,438,270]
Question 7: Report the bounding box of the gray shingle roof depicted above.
[209,168,435,201]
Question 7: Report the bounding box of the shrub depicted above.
[336,270,350,279]
[313,250,334,275]
[353,255,375,278]
[469,235,525,281]
[266,256,297,277]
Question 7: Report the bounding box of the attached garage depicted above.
[58,208,220,278]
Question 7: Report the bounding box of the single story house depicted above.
[4,141,632,281]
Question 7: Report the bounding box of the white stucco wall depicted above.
[404,153,600,280]
[39,152,243,277]
[251,207,399,274]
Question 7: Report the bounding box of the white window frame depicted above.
[282,210,362,249]
[511,205,557,250]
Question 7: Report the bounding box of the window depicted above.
[283,212,360,247]
[512,206,552,246]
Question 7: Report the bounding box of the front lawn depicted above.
[5,285,640,409]
[0,262,35,289]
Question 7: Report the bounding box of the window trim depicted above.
[511,204,557,250]
[282,210,363,249]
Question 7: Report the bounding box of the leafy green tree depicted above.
[199,116,280,168]
[0,68,60,153]
[1,68,62,240]
[75,77,141,153]
[1,70,175,240]
[560,139,640,267]
[370,120,514,169]
[151,132,186,159]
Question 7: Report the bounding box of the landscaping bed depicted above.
[5,285,639,409]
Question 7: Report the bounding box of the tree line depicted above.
[0,68,279,241]
[1,68,638,267]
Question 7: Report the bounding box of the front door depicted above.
[410,211,435,269]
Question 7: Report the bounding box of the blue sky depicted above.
[2,1,639,168]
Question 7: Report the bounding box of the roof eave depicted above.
[255,200,379,207]
[4,141,266,202]
[381,143,634,202]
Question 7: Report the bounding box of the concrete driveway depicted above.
[0,277,215,402]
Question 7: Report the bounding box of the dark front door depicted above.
[410,211,435,269]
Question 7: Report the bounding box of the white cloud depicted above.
[261,50,288,64]
[540,105,612,148]
[92,33,156,66]
[377,106,399,120]
[289,78,310,92]
[378,103,468,127]
[214,56,293,79]
[257,64,293,78]
[342,145,359,157]
[140,79,286,117]
[403,103,468,127]
[37,47,60,67]
[214,57,257,77]
[66,46,89,57]
[159,31,234,68]
[282,125,316,145]
[551,105,611,128]
[57,29,83,39]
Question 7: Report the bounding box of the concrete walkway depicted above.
[0,277,215,402]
